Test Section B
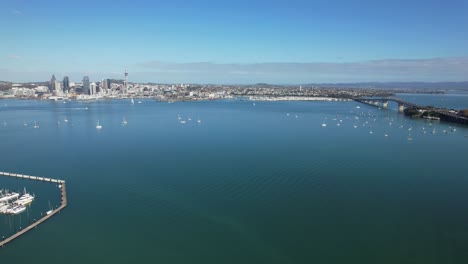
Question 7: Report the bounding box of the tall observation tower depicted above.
[124,68,128,93]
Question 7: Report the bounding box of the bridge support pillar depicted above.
[398,103,405,113]
[382,100,388,109]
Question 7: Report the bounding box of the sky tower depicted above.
[124,68,128,93]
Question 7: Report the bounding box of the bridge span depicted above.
[354,97,468,125]
[354,97,423,112]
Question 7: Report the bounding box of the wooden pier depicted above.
[0,171,67,247]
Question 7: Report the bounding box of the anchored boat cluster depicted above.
[0,188,34,215]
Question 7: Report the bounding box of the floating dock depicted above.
[0,171,67,247]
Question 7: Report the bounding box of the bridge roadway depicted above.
[0,171,67,247]
[354,97,424,108]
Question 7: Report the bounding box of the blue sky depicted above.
[1,0,467,83]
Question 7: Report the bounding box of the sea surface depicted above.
[0,93,467,263]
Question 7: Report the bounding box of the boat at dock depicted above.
[0,191,20,203]
[423,116,440,121]
[5,204,27,215]
[16,188,35,206]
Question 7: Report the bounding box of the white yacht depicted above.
[64,116,69,122]
[96,120,102,130]
[33,121,39,129]
[122,117,128,126]
[138,100,142,104]
[6,204,26,215]
[0,192,19,203]
[0,203,8,213]
[16,189,35,206]
[46,201,53,215]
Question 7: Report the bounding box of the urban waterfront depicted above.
[1,94,467,263]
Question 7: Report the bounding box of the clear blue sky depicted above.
[1,0,467,83]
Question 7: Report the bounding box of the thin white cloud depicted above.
[6,55,21,60]
[2,57,468,83]
[133,57,468,83]
[11,10,22,15]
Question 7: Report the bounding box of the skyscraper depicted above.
[63,76,70,92]
[55,81,63,96]
[90,82,97,95]
[49,74,56,92]
[82,76,90,95]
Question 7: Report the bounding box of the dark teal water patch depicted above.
[0,96,467,263]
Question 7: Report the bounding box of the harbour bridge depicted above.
[353,97,468,124]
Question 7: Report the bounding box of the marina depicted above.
[0,188,35,214]
[0,171,67,248]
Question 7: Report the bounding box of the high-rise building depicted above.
[90,82,97,95]
[63,76,70,92]
[102,79,108,90]
[55,81,63,96]
[49,74,56,92]
[82,76,90,95]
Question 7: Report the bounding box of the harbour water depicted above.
[1,94,467,263]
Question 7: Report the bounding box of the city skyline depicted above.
[1,0,468,83]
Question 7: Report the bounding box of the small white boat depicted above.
[122,117,128,126]
[33,121,39,129]
[321,123,327,127]
[46,210,53,215]
[17,189,35,206]
[96,121,102,130]
[6,205,26,215]
[180,120,186,124]
[64,117,69,122]
[138,100,142,104]
[131,98,135,105]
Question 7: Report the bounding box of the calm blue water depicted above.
[0,94,467,263]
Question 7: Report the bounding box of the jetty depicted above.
[0,171,67,247]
